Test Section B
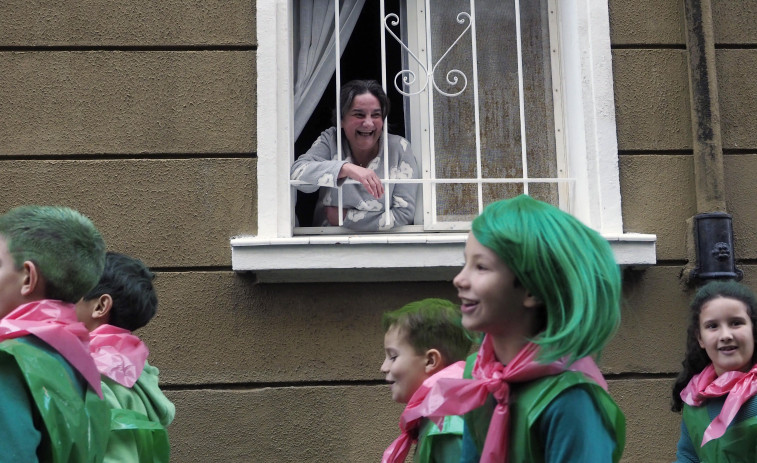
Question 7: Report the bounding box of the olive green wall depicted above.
[1,0,756,461]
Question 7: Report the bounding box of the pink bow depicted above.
[382,361,465,463]
[403,336,606,463]
[680,363,757,446]
[89,324,149,388]
[0,300,103,397]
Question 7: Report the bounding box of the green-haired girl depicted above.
[406,195,626,462]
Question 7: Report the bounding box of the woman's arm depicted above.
[338,137,419,231]
[290,127,348,193]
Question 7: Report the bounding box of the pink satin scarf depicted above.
[680,362,757,446]
[89,324,149,388]
[0,300,103,397]
[381,360,465,463]
[402,336,607,463]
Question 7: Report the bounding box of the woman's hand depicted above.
[339,163,385,199]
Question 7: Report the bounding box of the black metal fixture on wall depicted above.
[692,212,742,281]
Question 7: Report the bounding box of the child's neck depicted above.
[488,308,542,365]
[489,334,530,365]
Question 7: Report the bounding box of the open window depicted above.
[232,0,657,282]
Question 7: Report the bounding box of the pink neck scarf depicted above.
[89,324,149,388]
[381,361,466,463]
[402,336,607,463]
[680,362,757,446]
[0,300,103,397]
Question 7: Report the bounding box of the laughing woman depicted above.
[290,80,419,231]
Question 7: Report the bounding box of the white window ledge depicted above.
[230,233,656,283]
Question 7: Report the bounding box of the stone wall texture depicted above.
[1,0,756,461]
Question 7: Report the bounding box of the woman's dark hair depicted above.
[671,280,757,412]
[332,79,390,125]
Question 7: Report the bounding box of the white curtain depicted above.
[293,0,366,141]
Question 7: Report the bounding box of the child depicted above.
[76,251,176,463]
[380,298,474,463]
[0,205,109,461]
[408,195,626,462]
[671,280,757,462]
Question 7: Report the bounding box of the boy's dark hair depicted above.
[382,298,474,365]
[82,252,158,332]
[0,205,105,303]
[333,79,390,126]
[671,280,757,412]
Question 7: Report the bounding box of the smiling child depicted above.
[380,298,474,463]
[672,280,757,462]
[405,195,626,463]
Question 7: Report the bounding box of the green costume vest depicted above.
[415,414,465,463]
[107,408,170,463]
[0,337,109,463]
[100,363,174,463]
[462,353,625,463]
[683,403,757,462]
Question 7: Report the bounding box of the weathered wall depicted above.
[1,0,756,462]
[610,0,757,460]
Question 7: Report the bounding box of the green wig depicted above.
[471,195,621,363]
[382,298,475,365]
[0,205,106,303]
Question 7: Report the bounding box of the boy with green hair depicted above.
[0,205,109,462]
[76,251,175,463]
[380,298,474,463]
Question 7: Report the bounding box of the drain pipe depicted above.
[682,0,741,282]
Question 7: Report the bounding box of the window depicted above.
[232,0,656,282]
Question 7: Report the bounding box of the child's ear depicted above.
[697,329,705,349]
[424,349,443,375]
[91,294,113,322]
[20,261,45,299]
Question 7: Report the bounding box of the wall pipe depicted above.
[682,0,741,282]
[684,0,725,212]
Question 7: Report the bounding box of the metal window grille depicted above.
[291,0,569,234]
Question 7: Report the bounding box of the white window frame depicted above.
[231,0,656,283]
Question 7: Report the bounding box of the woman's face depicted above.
[341,92,383,158]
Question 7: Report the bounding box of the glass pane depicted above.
[430,0,558,221]
[528,182,559,205]
[435,183,479,222]
[520,0,558,196]
[483,183,524,208]
[429,0,476,181]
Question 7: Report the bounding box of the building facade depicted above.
[1,0,756,461]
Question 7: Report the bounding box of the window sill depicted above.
[230,233,656,283]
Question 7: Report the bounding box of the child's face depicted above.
[453,233,529,336]
[697,296,755,376]
[380,325,429,404]
[0,237,27,319]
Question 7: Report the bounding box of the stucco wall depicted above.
[611,0,757,460]
[1,0,756,462]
